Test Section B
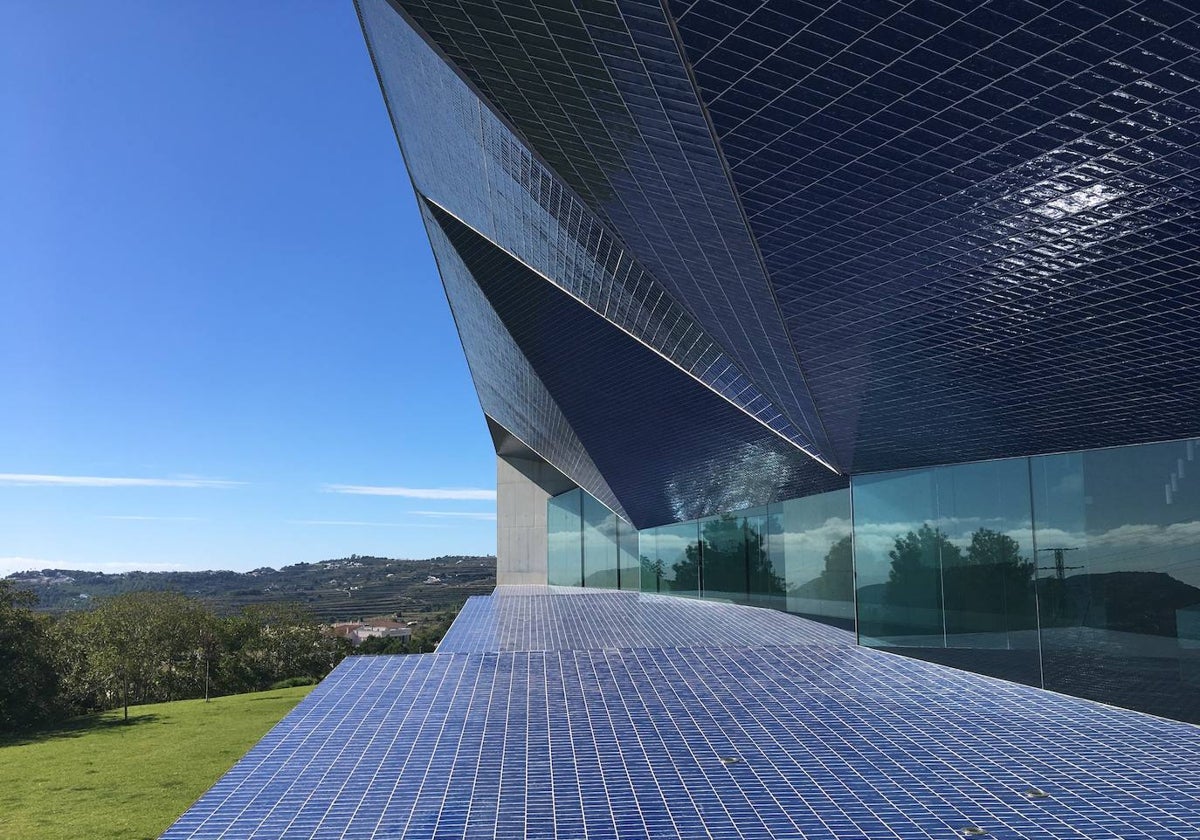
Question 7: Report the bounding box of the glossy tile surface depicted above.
[370,0,1200,476]
[424,201,847,526]
[438,587,853,652]
[162,588,1200,840]
[671,0,1200,470]
[393,0,837,468]
[359,0,829,471]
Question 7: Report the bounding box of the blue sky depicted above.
[0,1,496,575]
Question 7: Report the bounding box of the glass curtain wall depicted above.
[852,460,1039,684]
[547,488,631,590]
[582,493,619,588]
[742,507,779,610]
[852,439,1200,714]
[1031,439,1200,722]
[771,489,854,627]
[618,521,640,591]
[697,513,749,604]
[639,489,852,620]
[656,521,701,597]
[639,528,660,592]
[853,469,941,646]
[550,437,1200,722]
[547,489,583,587]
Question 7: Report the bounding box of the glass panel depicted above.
[657,521,700,598]
[852,469,942,647]
[698,513,744,603]
[617,518,640,591]
[547,489,582,587]
[1032,439,1200,723]
[934,459,1040,684]
[639,528,659,593]
[773,488,853,628]
[744,507,784,610]
[582,493,619,589]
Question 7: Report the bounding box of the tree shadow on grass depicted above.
[0,713,162,748]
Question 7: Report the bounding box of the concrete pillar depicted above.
[495,455,552,585]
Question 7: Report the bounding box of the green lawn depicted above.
[0,686,314,840]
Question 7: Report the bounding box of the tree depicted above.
[74,591,215,720]
[0,581,59,732]
[639,554,663,592]
[882,525,1037,636]
[946,528,1036,634]
[965,528,1025,568]
[51,610,108,716]
[221,603,346,691]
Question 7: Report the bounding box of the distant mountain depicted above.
[1039,570,1200,637]
[6,555,496,622]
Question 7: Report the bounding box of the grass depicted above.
[0,686,314,840]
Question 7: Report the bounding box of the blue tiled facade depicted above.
[353,0,1200,725]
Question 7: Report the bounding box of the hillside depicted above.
[7,555,496,622]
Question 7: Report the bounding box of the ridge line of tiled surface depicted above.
[419,199,630,521]
[163,590,1200,839]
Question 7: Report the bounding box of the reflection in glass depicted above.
[742,507,783,610]
[618,518,640,591]
[852,469,941,645]
[771,489,853,626]
[934,459,1039,684]
[852,461,1040,683]
[582,493,619,589]
[935,459,1037,648]
[548,436,1200,723]
[657,521,700,597]
[639,529,660,593]
[1032,439,1200,722]
[697,513,748,603]
[547,489,583,587]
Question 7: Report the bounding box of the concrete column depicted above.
[495,455,551,585]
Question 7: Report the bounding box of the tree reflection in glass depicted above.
[853,459,1039,668]
[775,490,854,626]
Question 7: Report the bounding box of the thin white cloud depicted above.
[410,510,496,521]
[286,520,446,529]
[0,557,54,576]
[0,473,241,489]
[99,515,205,521]
[322,484,495,500]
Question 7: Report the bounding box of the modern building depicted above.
[162,2,1200,836]
[356,0,1200,725]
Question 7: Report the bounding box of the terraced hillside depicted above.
[7,555,496,622]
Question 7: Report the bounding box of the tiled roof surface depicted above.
[162,589,1200,839]
[438,587,853,652]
